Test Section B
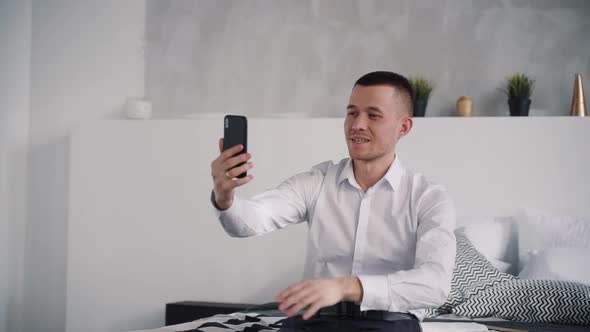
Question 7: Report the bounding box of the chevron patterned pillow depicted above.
[427,230,516,316]
[453,279,590,324]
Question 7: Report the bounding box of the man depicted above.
[210,71,456,331]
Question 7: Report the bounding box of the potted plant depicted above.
[409,76,435,117]
[505,73,535,116]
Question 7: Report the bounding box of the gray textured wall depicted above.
[146,0,590,117]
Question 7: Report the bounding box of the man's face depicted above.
[344,84,412,163]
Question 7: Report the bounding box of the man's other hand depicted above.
[276,276,363,320]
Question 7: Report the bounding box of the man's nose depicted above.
[351,114,368,130]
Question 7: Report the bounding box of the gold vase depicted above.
[456,96,473,117]
[570,73,586,117]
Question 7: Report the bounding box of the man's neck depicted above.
[352,152,395,192]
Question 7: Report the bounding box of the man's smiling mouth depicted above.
[351,138,370,144]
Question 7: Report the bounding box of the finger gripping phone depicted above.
[223,115,248,178]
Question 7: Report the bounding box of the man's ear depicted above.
[398,116,413,139]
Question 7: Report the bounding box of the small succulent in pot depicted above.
[504,73,535,116]
[409,76,435,117]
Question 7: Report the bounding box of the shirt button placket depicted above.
[352,189,371,275]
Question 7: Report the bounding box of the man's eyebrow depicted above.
[367,107,383,113]
[346,105,383,112]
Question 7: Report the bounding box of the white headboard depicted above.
[67,117,590,331]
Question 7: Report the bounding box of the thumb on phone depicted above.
[218,138,224,153]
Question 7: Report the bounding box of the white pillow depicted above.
[457,216,517,272]
[519,247,590,286]
[488,258,512,274]
[515,209,590,270]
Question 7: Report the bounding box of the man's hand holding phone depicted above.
[211,138,253,210]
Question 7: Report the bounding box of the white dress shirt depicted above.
[213,156,456,320]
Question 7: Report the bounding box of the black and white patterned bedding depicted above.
[169,313,284,332]
[130,313,282,332]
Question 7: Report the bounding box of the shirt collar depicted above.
[337,155,405,191]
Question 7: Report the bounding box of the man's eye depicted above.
[348,111,358,117]
[369,114,380,118]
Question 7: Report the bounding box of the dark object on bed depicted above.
[165,301,257,326]
[280,314,421,332]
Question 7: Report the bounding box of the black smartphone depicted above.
[223,115,248,178]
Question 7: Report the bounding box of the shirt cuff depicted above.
[210,190,242,220]
[210,190,224,211]
[210,190,238,214]
[357,274,390,311]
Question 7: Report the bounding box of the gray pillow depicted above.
[427,230,516,316]
[453,279,590,324]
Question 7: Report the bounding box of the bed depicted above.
[128,208,590,332]
[131,309,590,332]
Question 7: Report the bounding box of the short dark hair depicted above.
[354,71,413,115]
